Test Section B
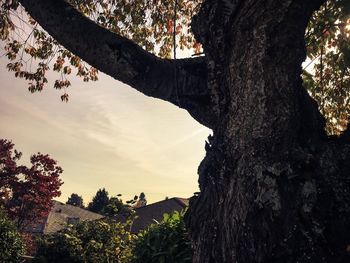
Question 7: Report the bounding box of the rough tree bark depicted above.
[17,0,350,262]
[186,0,350,262]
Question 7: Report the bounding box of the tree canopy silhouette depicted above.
[87,188,109,214]
[0,139,63,231]
[66,193,84,208]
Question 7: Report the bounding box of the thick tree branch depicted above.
[18,0,215,128]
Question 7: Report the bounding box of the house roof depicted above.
[128,197,189,233]
[27,200,104,234]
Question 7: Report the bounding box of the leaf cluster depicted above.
[87,188,137,217]
[0,206,25,263]
[0,139,63,231]
[33,219,134,263]
[67,0,201,58]
[130,210,192,263]
[66,193,85,208]
[32,209,191,263]
[0,0,201,101]
[304,0,350,133]
[1,0,349,133]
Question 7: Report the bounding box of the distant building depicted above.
[27,198,188,235]
[26,200,104,234]
[117,197,189,233]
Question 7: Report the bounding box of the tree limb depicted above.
[18,0,215,128]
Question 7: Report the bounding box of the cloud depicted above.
[0,58,209,203]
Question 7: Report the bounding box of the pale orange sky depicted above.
[0,57,211,205]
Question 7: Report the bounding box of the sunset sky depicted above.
[0,56,211,205]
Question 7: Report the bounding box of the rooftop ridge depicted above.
[134,197,189,211]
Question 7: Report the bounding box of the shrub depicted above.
[33,219,134,263]
[131,211,192,263]
[0,206,25,262]
[33,210,192,263]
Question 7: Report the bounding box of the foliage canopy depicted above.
[33,219,134,263]
[32,210,191,263]
[0,139,63,230]
[87,188,135,216]
[131,211,192,263]
[0,1,349,131]
[66,193,84,208]
[87,188,110,214]
[0,206,25,263]
[304,0,350,133]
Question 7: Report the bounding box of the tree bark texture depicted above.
[186,0,350,262]
[17,0,350,262]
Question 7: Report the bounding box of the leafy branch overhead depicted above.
[1,0,350,133]
[304,0,350,133]
[0,0,201,101]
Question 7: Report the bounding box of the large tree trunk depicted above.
[186,0,350,262]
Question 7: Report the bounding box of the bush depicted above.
[33,219,134,263]
[131,211,192,263]
[0,207,25,263]
[33,211,192,263]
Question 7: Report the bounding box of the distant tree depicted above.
[66,193,84,208]
[87,188,109,214]
[101,196,122,216]
[0,139,63,231]
[102,196,134,217]
[0,206,25,262]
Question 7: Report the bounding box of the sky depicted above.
[0,56,211,205]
